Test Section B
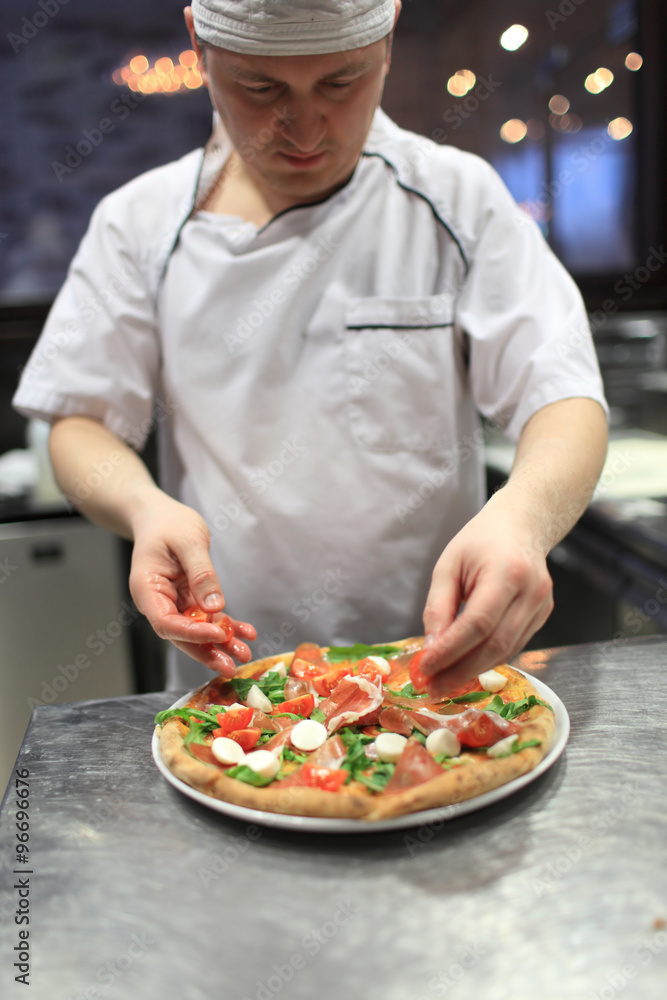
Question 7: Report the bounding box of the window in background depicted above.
[1,0,212,303]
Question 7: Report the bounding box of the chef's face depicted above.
[185,8,396,207]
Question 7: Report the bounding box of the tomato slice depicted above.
[408,651,483,700]
[227,728,262,752]
[313,666,354,697]
[301,765,349,792]
[354,659,383,683]
[215,706,253,735]
[181,606,234,642]
[447,710,519,748]
[273,694,315,717]
[408,650,430,692]
[291,658,329,681]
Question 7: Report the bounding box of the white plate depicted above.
[152,670,570,833]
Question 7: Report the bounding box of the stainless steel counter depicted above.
[1,637,667,1000]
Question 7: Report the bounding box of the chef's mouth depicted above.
[278,150,327,168]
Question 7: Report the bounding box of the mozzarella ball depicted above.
[211,737,246,766]
[477,669,507,693]
[487,735,518,758]
[242,750,280,780]
[246,684,273,713]
[365,656,391,677]
[425,729,461,757]
[374,732,408,763]
[260,661,287,679]
[290,719,328,752]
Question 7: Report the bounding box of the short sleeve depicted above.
[455,161,608,441]
[13,192,161,451]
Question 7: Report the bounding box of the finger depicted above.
[171,640,238,677]
[228,618,258,641]
[171,542,225,613]
[420,578,513,679]
[425,592,553,698]
[212,635,254,664]
[422,568,460,645]
[149,607,234,647]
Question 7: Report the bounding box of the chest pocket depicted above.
[344,295,457,453]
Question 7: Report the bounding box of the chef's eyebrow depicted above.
[232,59,372,84]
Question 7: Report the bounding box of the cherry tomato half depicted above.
[408,650,430,692]
[215,706,253,735]
[313,667,354,698]
[227,728,262,752]
[301,765,349,792]
[273,694,315,717]
[181,606,234,642]
[291,658,329,681]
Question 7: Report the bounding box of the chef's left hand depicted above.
[418,495,554,698]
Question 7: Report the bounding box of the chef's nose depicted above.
[278,101,326,153]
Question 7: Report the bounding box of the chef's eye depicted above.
[324,80,353,89]
[245,84,277,94]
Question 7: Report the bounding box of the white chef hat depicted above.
[191,0,397,56]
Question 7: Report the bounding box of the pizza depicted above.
[155,636,556,821]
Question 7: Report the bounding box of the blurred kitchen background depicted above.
[1,0,666,790]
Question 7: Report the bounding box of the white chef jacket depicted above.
[14,109,608,690]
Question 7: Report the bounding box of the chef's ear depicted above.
[183,6,209,85]
[384,1,402,73]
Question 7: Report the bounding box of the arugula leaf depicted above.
[412,731,426,745]
[271,712,302,721]
[355,763,395,793]
[493,738,541,758]
[397,682,423,699]
[154,707,217,727]
[225,765,275,787]
[230,672,287,705]
[448,690,494,703]
[326,643,402,663]
[485,693,553,722]
[311,708,326,723]
[183,720,216,748]
[281,747,308,764]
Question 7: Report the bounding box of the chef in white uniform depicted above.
[13,0,609,694]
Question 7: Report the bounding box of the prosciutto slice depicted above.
[439,708,520,748]
[317,675,384,733]
[383,740,444,794]
[378,706,414,736]
[278,735,347,787]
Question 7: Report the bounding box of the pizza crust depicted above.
[156,644,556,821]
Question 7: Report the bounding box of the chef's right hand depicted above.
[128,493,256,675]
